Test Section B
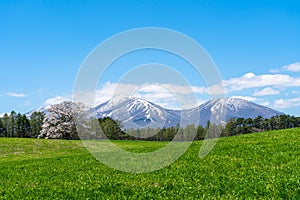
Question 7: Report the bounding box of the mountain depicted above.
[187,98,284,126]
[91,96,283,128]
[90,95,181,129]
[25,105,50,118]
[25,96,284,129]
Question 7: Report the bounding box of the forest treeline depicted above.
[0,111,44,138]
[223,115,300,136]
[0,109,300,141]
[89,115,300,141]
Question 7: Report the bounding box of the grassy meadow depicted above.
[0,128,300,199]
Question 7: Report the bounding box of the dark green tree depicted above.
[184,124,197,141]
[196,125,206,140]
[22,114,31,137]
[224,118,237,136]
[15,113,23,137]
[0,118,5,137]
[2,113,9,137]
[30,111,44,137]
[98,117,124,140]
[253,115,263,130]
[8,111,16,137]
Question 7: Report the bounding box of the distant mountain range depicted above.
[26,96,283,129]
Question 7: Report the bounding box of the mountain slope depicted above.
[91,96,181,129]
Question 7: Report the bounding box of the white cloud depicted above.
[84,81,287,109]
[93,82,137,105]
[207,84,226,96]
[73,62,300,110]
[269,69,281,73]
[253,87,280,96]
[274,97,300,109]
[44,96,69,106]
[282,62,300,72]
[260,101,270,107]
[90,82,208,109]
[268,62,300,73]
[6,92,26,97]
[231,96,258,102]
[224,72,300,91]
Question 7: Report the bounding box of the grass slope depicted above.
[0,129,300,199]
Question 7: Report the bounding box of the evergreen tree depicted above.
[244,118,253,133]
[8,111,16,137]
[196,125,206,140]
[22,114,31,137]
[15,113,23,137]
[224,118,237,136]
[0,118,5,137]
[236,118,245,134]
[30,111,44,137]
[183,124,197,141]
[2,113,9,137]
[98,117,124,140]
[253,115,263,130]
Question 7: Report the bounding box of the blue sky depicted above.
[1,0,300,115]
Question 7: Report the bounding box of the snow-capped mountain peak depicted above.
[203,97,283,120]
[92,96,171,129]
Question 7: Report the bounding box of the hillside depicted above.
[0,128,299,199]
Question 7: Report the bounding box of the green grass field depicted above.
[1,129,300,199]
